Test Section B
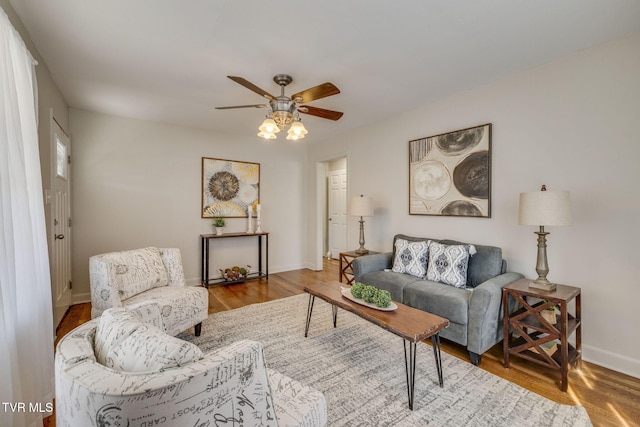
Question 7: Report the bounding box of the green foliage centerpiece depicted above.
[351,282,392,308]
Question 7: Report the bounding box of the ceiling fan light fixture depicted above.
[257,130,277,140]
[271,110,293,129]
[287,120,308,139]
[258,117,280,134]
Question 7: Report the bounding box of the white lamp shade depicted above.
[519,189,572,226]
[349,196,373,217]
[257,130,277,139]
[258,118,280,134]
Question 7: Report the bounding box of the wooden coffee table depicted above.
[303,281,449,410]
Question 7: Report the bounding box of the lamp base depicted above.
[528,278,556,291]
[355,248,369,255]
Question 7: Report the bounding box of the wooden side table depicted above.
[339,251,379,285]
[502,278,582,392]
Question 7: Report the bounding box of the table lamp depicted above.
[518,185,572,291]
[350,195,374,255]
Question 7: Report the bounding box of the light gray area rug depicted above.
[179,294,592,426]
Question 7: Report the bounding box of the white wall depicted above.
[306,32,640,377]
[70,110,307,299]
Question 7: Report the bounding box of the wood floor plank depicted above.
[48,259,639,427]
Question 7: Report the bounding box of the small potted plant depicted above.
[213,217,226,235]
[541,300,557,324]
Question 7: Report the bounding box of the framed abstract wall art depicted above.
[201,157,260,218]
[409,123,491,217]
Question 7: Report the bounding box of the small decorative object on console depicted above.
[220,265,250,281]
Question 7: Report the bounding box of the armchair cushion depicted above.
[94,308,143,365]
[95,247,168,301]
[106,324,203,373]
[125,285,208,336]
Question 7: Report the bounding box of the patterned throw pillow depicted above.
[94,308,144,365]
[105,324,203,373]
[392,239,430,278]
[426,241,476,288]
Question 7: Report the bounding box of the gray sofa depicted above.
[352,234,524,365]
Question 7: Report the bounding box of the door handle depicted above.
[55,234,65,240]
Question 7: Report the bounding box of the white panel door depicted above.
[51,119,72,328]
[328,169,347,259]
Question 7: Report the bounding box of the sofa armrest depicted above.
[352,252,393,281]
[467,272,524,355]
[89,256,124,319]
[56,337,279,426]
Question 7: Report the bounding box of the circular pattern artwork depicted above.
[409,124,491,217]
[412,160,451,201]
[208,171,239,201]
[202,158,260,218]
[435,126,484,156]
[453,151,489,199]
[440,200,483,216]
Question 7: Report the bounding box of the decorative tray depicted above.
[340,287,397,311]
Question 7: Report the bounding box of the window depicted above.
[56,137,67,179]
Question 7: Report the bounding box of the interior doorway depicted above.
[323,157,347,260]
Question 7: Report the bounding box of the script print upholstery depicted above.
[89,247,208,336]
[392,239,430,278]
[94,307,204,372]
[55,318,328,427]
[426,241,476,288]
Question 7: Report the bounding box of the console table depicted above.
[502,278,582,392]
[200,232,269,287]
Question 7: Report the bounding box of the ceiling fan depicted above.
[216,74,343,140]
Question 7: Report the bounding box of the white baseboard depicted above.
[72,292,91,305]
[583,344,640,379]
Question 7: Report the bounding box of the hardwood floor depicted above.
[49,259,639,427]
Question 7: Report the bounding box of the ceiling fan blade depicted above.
[292,82,340,103]
[227,76,275,100]
[298,105,344,121]
[215,104,267,110]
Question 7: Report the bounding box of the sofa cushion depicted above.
[94,308,144,365]
[391,238,430,278]
[105,324,203,373]
[124,285,209,336]
[441,239,504,287]
[426,241,474,288]
[358,271,421,303]
[101,247,169,300]
[403,280,472,325]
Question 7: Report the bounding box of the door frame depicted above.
[314,154,348,271]
[50,111,72,329]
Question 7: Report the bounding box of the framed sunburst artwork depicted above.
[201,157,260,218]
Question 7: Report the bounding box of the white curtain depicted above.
[0,7,55,427]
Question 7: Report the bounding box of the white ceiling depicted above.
[9,0,640,142]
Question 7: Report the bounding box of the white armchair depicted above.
[89,247,208,336]
[55,309,327,427]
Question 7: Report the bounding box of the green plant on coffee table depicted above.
[373,289,392,308]
[350,282,392,308]
[351,281,366,299]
